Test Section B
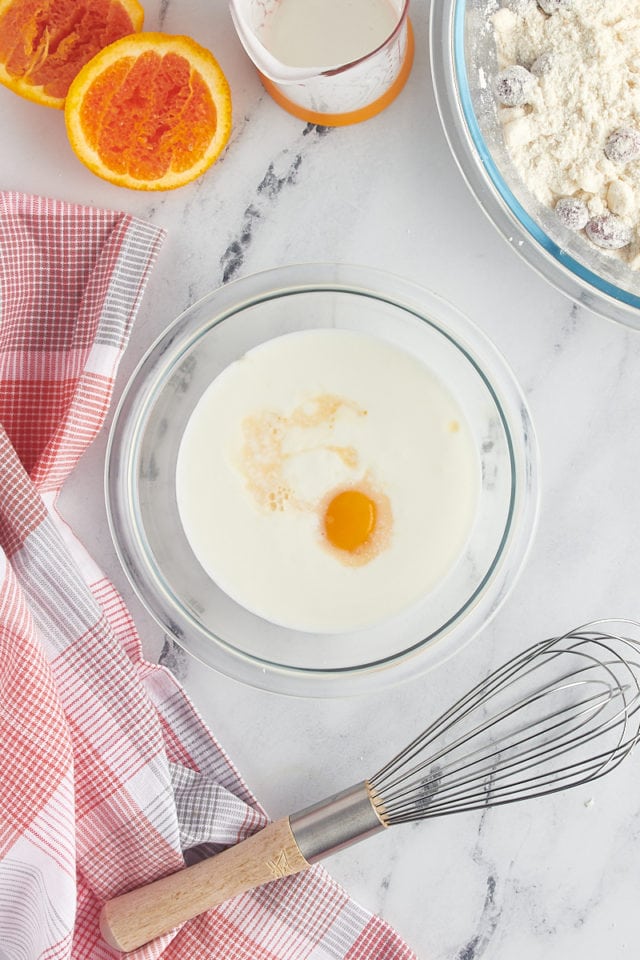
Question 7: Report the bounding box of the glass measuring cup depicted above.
[229,0,414,125]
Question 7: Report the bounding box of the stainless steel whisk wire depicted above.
[100,620,640,954]
[370,624,640,823]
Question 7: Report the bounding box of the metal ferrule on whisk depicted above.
[289,781,387,863]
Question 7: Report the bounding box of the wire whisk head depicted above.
[369,622,640,825]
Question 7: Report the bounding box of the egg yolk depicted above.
[324,489,377,552]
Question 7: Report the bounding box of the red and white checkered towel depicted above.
[0,192,417,960]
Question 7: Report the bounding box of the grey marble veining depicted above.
[4,0,640,957]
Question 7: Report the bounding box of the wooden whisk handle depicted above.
[99,781,385,953]
[99,817,310,953]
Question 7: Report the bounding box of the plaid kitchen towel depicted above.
[0,192,417,960]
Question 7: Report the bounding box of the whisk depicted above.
[100,621,640,953]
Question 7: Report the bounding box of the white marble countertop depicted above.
[3,1,640,957]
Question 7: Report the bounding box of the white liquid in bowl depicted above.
[175,329,480,633]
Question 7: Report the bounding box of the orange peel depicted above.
[0,0,144,108]
[64,32,232,191]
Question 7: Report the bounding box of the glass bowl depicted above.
[105,264,538,697]
[430,0,640,329]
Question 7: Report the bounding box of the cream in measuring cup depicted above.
[229,0,414,125]
[265,0,398,69]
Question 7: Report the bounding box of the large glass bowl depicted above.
[430,0,640,329]
[105,264,538,697]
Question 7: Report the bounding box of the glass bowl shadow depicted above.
[105,263,538,697]
[430,0,640,329]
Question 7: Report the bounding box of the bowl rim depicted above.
[105,262,539,698]
[429,0,640,330]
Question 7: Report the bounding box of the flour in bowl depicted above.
[491,0,640,267]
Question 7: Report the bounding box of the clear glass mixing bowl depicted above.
[430,0,640,329]
[105,264,538,697]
